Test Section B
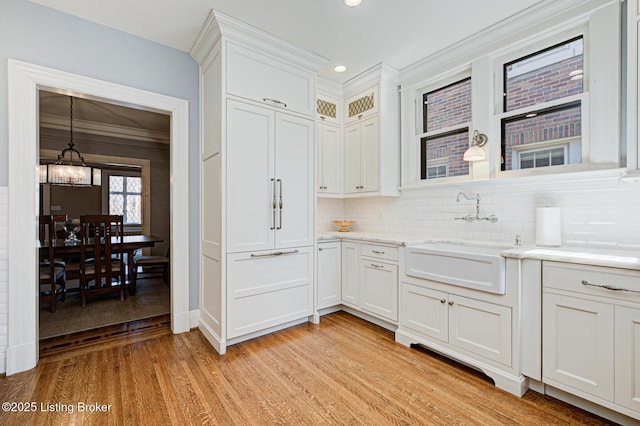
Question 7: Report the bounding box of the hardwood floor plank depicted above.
[0,311,621,425]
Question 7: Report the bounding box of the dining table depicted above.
[38,234,163,295]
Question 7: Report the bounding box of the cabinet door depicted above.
[615,306,640,413]
[400,283,448,342]
[360,260,398,321]
[226,41,316,117]
[227,247,313,339]
[320,123,341,194]
[343,124,361,194]
[360,115,379,193]
[543,293,614,401]
[316,122,324,192]
[341,241,359,306]
[226,100,275,253]
[274,113,314,249]
[317,242,341,309]
[448,295,512,366]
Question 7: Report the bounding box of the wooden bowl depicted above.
[332,220,355,232]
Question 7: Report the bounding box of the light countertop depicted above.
[501,245,640,270]
[318,232,640,270]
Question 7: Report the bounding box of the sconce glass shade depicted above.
[463,144,487,161]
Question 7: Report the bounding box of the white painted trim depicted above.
[6,59,190,375]
[189,309,200,329]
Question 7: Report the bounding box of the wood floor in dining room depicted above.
[1,311,618,425]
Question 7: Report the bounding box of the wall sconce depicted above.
[463,130,488,162]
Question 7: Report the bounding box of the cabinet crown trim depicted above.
[191,9,328,71]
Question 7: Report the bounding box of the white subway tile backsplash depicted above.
[318,176,640,249]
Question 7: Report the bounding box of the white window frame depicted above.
[399,2,620,188]
[514,144,568,170]
[416,70,473,184]
[495,28,590,177]
[102,168,144,233]
[109,175,142,225]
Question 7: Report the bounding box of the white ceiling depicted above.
[31,0,544,84]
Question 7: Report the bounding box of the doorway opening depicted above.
[38,91,171,340]
[7,59,190,376]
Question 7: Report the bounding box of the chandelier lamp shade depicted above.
[40,96,101,186]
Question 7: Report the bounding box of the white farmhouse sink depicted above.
[405,242,506,294]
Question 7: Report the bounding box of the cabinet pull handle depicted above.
[448,300,454,306]
[270,178,276,230]
[277,179,283,230]
[372,250,385,255]
[251,249,299,258]
[262,98,287,108]
[370,263,384,269]
[440,299,446,304]
[581,280,640,293]
[358,114,363,119]
[318,248,324,251]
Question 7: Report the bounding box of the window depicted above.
[420,78,471,180]
[501,37,584,171]
[109,175,142,225]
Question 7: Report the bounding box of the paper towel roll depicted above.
[536,207,561,247]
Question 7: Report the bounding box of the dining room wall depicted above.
[40,127,171,257]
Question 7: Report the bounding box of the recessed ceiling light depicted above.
[344,0,362,7]
[334,65,347,73]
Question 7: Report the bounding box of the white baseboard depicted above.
[189,309,200,329]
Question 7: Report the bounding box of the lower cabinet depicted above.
[341,241,360,306]
[360,259,398,321]
[317,241,341,309]
[542,261,640,420]
[401,283,512,366]
[227,247,313,339]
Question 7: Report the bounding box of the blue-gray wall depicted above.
[0,0,201,309]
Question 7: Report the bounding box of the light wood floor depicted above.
[1,311,617,425]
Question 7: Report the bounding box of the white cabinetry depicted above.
[341,241,360,306]
[227,100,314,252]
[401,283,512,366]
[339,241,399,323]
[192,10,326,354]
[542,261,640,420]
[341,64,399,197]
[226,41,316,116]
[317,241,341,309]
[344,116,379,194]
[316,121,342,195]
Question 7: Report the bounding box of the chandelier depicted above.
[40,96,101,186]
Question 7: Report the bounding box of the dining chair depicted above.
[133,247,170,288]
[38,215,66,312]
[79,214,125,308]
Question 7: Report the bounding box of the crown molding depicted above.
[190,9,328,71]
[39,113,169,144]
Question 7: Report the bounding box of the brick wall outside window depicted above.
[424,78,471,133]
[424,131,469,177]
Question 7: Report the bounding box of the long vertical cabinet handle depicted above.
[270,178,276,230]
[277,179,283,230]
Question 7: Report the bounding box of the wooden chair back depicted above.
[38,214,66,312]
[79,214,125,307]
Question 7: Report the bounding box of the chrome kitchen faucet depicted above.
[454,192,498,223]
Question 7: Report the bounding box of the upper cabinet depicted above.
[317,93,341,125]
[342,65,400,197]
[226,41,316,117]
[344,85,379,124]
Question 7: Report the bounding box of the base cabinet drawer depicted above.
[227,247,313,339]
